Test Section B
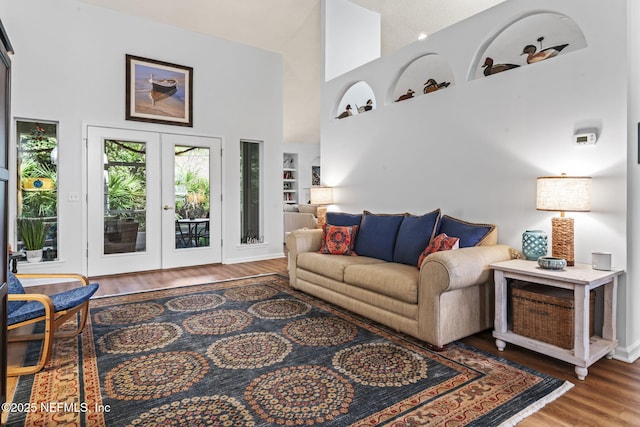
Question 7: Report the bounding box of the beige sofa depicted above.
[286,226,513,348]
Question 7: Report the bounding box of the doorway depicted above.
[87,126,221,276]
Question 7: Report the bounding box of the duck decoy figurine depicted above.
[521,37,569,64]
[482,57,520,76]
[357,99,374,113]
[395,89,415,102]
[336,104,352,119]
[423,79,451,94]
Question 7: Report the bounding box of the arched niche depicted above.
[389,53,455,104]
[334,81,376,120]
[470,12,587,80]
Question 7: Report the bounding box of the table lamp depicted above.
[310,186,334,229]
[536,174,591,266]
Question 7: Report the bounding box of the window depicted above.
[16,120,58,261]
[240,140,262,244]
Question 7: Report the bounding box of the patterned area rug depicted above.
[8,274,572,426]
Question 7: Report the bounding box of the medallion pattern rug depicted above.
[9,274,572,426]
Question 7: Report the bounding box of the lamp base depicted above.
[551,216,574,266]
[316,206,327,230]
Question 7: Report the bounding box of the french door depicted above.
[87,126,221,276]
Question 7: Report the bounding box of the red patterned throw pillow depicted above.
[319,224,359,256]
[417,233,459,268]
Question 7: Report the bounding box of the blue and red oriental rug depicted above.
[8,274,572,426]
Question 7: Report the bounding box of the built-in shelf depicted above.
[283,153,298,204]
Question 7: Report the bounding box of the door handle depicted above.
[163,205,174,210]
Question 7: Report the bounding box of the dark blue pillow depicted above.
[437,215,494,248]
[355,212,405,261]
[326,212,362,227]
[393,209,441,266]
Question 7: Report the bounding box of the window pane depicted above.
[103,140,146,254]
[16,121,58,261]
[174,145,210,249]
[240,141,261,244]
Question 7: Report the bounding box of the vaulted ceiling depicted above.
[77,0,505,144]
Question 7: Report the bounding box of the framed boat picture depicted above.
[125,54,193,127]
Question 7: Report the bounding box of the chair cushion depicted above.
[355,212,405,262]
[7,271,27,313]
[8,283,99,326]
[437,215,495,248]
[393,209,440,266]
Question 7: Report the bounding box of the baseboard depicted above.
[224,252,286,265]
[613,339,640,363]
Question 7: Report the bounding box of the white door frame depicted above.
[85,124,222,276]
[160,133,222,269]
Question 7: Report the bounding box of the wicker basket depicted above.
[512,284,595,349]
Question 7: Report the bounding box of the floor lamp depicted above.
[536,174,591,266]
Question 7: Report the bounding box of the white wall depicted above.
[322,0,380,82]
[626,0,640,363]
[1,0,284,273]
[322,0,635,360]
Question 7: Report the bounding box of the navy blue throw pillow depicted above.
[354,212,405,262]
[393,209,441,266]
[437,215,494,248]
[326,212,362,227]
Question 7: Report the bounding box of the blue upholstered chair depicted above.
[7,272,99,376]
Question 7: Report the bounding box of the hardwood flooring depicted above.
[7,256,640,426]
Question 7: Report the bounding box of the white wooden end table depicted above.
[490,259,623,380]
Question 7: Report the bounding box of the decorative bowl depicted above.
[537,256,567,270]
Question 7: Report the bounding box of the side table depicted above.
[490,259,623,380]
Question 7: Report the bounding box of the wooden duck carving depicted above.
[395,89,415,102]
[522,37,569,64]
[336,104,352,119]
[357,99,373,113]
[423,79,451,94]
[482,57,520,76]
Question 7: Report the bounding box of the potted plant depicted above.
[17,217,48,262]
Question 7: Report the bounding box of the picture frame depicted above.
[125,54,193,127]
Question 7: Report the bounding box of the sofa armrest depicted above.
[286,228,323,282]
[420,244,514,293]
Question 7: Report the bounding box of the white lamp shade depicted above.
[310,186,334,205]
[536,175,591,212]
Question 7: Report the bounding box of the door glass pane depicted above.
[174,145,210,249]
[16,121,58,262]
[240,140,261,244]
[103,140,146,254]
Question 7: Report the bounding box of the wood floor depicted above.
[8,256,640,426]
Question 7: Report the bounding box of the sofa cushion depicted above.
[319,224,358,256]
[393,209,440,266]
[417,233,459,268]
[344,262,419,304]
[297,252,385,282]
[326,212,362,227]
[437,215,495,248]
[355,211,405,262]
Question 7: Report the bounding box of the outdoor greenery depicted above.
[16,217,48,250]
[104,140,147,230]
[175,168,210,220]
[18,124,58,218]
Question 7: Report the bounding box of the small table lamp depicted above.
[310,186,334,229]
[536,174,591,266]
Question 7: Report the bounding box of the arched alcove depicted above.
[389,53,455,104]
[470,12,587,80]
[334,81,376,120]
